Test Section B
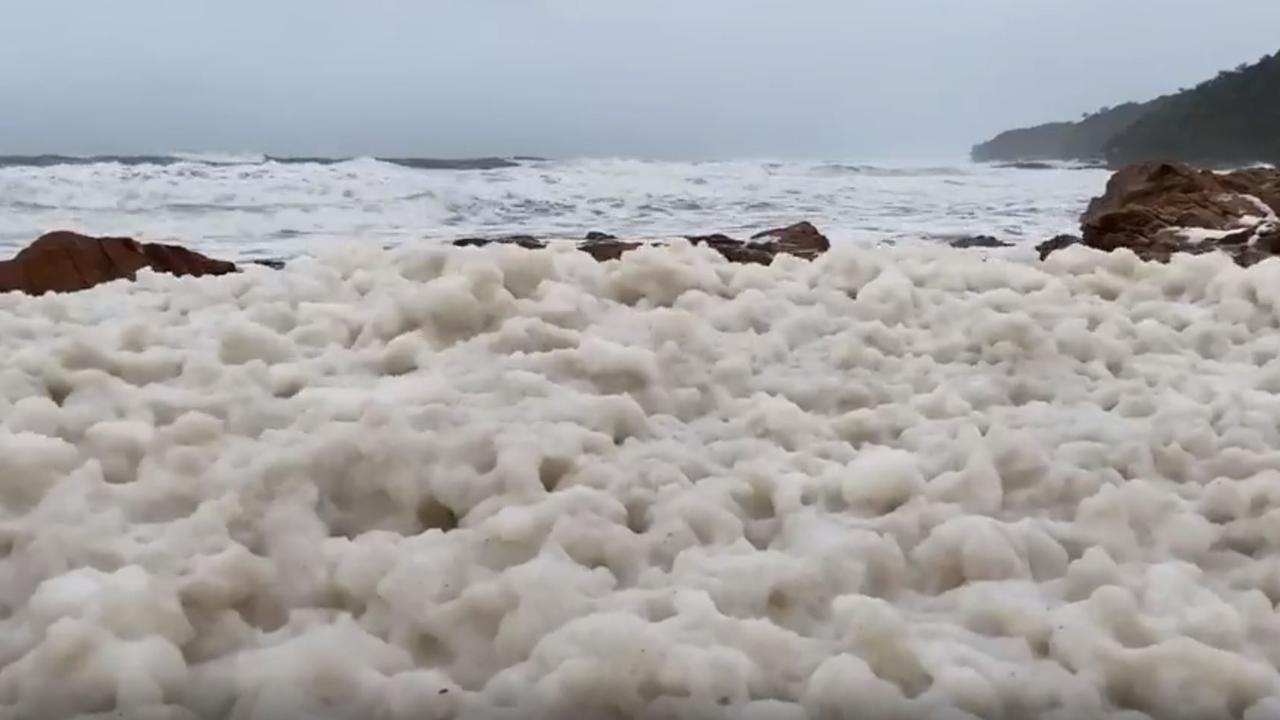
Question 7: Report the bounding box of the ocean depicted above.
[0,155,1108,261]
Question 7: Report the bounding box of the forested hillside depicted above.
[974,50,1279,167]
[1105,51,1280,167]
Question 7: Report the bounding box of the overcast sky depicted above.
[3,0,1278,160]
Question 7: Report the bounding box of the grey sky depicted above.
[3,0,1278,160]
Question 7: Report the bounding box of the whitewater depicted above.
[0,157,1105,262]
[5,158,1280,719]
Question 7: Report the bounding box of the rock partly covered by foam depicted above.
[0,231,238,295]
[455,221,832,264]
[1034,234,1083,260]
[1082,162,1280,227]
[948,235,1013,249]
[747,220,831,260]
[1042,161,1280,264]
[578,237,642,262]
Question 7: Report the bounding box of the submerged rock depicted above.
[248,258,288,270]
[579,237,641,262]
[452,235,544,250]
[1035,234,1082,260]
[453,221,832,265]
[1041,162,1280,264]
[952,235,1008,249]
[0,231,238,295]
[685,233,775,264]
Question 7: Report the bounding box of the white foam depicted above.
[4,242,1280,719]
[1168,193,1279,247]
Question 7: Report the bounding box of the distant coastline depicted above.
[972,48,1279,168]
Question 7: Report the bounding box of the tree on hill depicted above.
[971,49,1280,167]
[1105,51,1280,167]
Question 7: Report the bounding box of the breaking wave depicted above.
[0,158,1108,261]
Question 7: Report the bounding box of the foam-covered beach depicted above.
[5,239,1280,719]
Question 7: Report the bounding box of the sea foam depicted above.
[3,241,1280,719]
[0,159,1106,263]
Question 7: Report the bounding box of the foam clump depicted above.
[4,241,1280,718]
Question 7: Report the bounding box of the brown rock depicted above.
[1084,207,1172,252]
[579,238,640,262]
[0,231,238,296]
[685,233,773,264]
[1257,225,1280,254]
[452,222,832,266]
[1083,162,1240,222]
[1042,161,1280,264]
[684,222,831,264]
[704,243,777,265]
[1220,169,1280,217]
[748,221,832,260]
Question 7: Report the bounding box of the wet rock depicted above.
[451,222,832,266]
[1035,234,1082,260]
[1232,225,1280,267]
[452,235,544,250]
[949,235,1013,249]
[579,238,640,262]
[748,221,832,260]
[1081,162,1266,229]
[0,231,238,296]
[683,233,769,264]
[249,258,288,270]
[681,235,764,264]
[685,233,742,247]
[1040,162,1280,264]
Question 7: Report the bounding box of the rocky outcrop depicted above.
[1081,162,1280,224]
[748,221,831,260]
[0,231,238,295]
[453,222,832,265]
[1040,162,1280,264]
